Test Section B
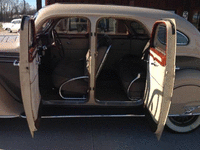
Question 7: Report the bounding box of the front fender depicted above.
[0,84,23,118]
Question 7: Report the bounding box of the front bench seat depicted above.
[52,43,112,99]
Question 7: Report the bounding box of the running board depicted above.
[20,106,145,118]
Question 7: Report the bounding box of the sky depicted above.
[25,0,45,9]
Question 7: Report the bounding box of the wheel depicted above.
[166,115,200,133]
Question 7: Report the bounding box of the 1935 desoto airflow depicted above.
[0,4,200,139]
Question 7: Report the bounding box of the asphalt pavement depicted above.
[0,117,200,150]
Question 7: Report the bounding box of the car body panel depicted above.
[20,16,41,137]
[2,19,21,31]
[0,4,199,137]
[10,24,21,33]
[144,19,176,139]
[0,35,20,52]
[0,83,23,117]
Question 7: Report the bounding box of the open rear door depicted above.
[144,19,176,140]
[20,16,41,137]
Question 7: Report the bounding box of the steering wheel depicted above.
[52,29,65,57]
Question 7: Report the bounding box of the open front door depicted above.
[20,16,41,137]
[144,19,176,140]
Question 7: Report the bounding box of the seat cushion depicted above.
[52,59,85,88]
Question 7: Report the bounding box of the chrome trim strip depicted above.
[0,55,19,58]
[3,113,200,119]
[41,114,145,118]
[0,115,20,118]
[21,113,200,119]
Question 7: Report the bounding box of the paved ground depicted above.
[0,30,18,35]
[0,117,200,150]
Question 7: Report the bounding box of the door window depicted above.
[55,17,89,34]
[97,18,128,35]
[154,24,167,53]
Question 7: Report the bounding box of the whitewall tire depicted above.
[166,115,200,133]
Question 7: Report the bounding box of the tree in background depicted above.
[0,0,36,22]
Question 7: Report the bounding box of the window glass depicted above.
[176,31,189,45]
[157,26,189,46]
[157,25,166,46]
[97,18,128,34]
[41,20,52,32]
[55,17,88,34]
[154,24,166,52]
[131,21,147,35]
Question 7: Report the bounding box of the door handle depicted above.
[13,60,19,66]
[151,62,158,67]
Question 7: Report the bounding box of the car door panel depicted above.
[144,19,176,140]
[20,16,41,137]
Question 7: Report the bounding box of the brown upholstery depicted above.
[52,44,111,97]
[52,59,85,88]
[118,55,146,100]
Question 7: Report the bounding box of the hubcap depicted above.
[169,116,199,127]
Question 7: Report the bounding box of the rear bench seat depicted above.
[118,55,146,101]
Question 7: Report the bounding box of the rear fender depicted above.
[169,69,200,115]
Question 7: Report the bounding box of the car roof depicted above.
[34,3,200,59]
[35,3,198,34]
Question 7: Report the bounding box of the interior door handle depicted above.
[151,62,158,67]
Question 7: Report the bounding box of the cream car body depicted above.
[0,4,200,138]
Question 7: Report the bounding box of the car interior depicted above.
[38,17,150,105]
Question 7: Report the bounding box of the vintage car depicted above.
[0,3,200,139]
[2,18,21,32]
[9,20,21,33]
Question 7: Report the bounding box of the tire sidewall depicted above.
[166,116,200,133]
